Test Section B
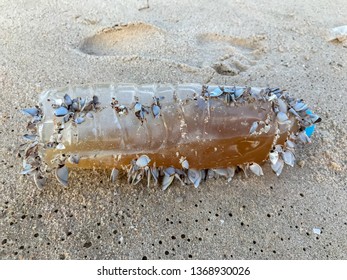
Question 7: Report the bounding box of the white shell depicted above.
[269,150,279,165]
[277,98,287,113]
[162,174,174,190]
[134,102,142,112]
[34,173,46,189]
[249,121,259,134]
[56,143,66,150]
[282,150,295,167]
[249,163,264,176]
[110,168,119,183]
[271,158,284,176]
[297,131,311,144]
[180,159,189,169]
[293,101,308,112]
[285,139,296,149]
[188,169,202,188]
[136,155,151,168]
[68,154,80,164]
[277,112,289,124]
[226,167,235,180]
[55,166,69,187]
[209,87,223,97]
[21,108,39,117]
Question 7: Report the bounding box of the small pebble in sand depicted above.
[297,160,305,168]
[118,236,124,244]
[175,196,183,203]
[329,161,342,171]
[313,228,321,235]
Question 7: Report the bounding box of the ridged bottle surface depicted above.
[39,83,293,169]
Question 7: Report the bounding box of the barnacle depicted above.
[20,83,321,189]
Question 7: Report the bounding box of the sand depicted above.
[0,0,346,259]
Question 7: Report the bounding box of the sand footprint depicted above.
[196,33,265,76]
[79,23,166,57]
[78,22,265,76]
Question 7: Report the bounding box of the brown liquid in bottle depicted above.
[40,84,297,170]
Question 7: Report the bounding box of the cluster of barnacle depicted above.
[249,87,321,176]
[111,98,128,115]
[203,85,320,140]
[47,94,101,149]
[121,153,288,190]
[19,107,46,189]
[269,92,320,176]
[248,87,321,176]
[112,86,322,190]
[268,140,296,176]
[202,85,246,103]
[114,155,265,190]
[53,94,100,122]
[111,96,163,123]
[204,86,321,136]
[20,94,101,188]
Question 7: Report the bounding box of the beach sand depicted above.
[0,0,346,259]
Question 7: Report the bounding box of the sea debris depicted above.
[20,83,321,189]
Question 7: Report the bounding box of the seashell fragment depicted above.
[162,167,176,190]
[136,155,151,168]
[277,112,290,124]
[152,104,161,118]
[297,130,311,144]
[212,168,228,178]
[21,108,39,117]
[308,113,322,124]
[34,173,46,189]
[86,112,94,119]
[162,174,174,190]
[134,102,142,112]
[19,83,321,189]
[180,158,189,169]
[68,154,80,164]
[249,163,264,176]
[110,168,119,183]
[271,158,284,176]
[54,106,69,117]
[226,167,235,181]
[249,121,259,135]
[293,101,308,112]
[64,94,73,106]
[269,150,279,165]
[209,87,223,97]
[187,169,202,188]
[20,164,36,175]
[150,166,159,186]
[56,143,66,150]
[277,98,287,113]
[212,167,235,181]
[282,150,295,167]
[74,117,85,124]
[55,165,69,187]
[285,140,296,149]
[23,134,38,141]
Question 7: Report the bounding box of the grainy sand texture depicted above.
[1,0,346,259]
